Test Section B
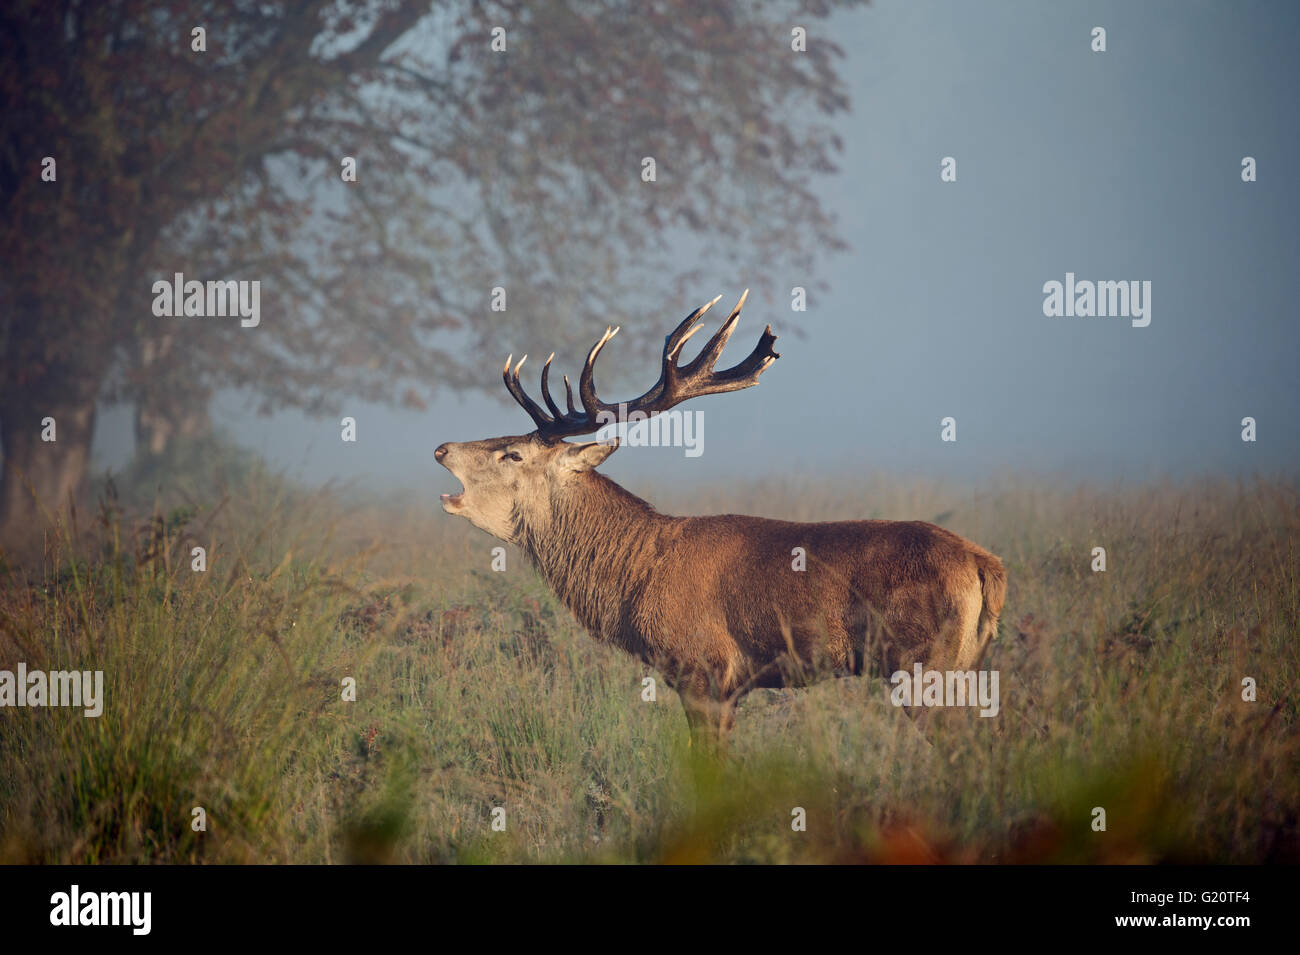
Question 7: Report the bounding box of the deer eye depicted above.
[501,451,523,462]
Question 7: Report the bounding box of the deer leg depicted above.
[680,691,727,754]
[677,665,739,756]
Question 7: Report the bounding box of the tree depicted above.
[0,0,858,550]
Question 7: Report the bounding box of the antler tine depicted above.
[578,326,619,415]
[706,321,780,387]
[540,353,565,420]
[664,294,721,363]
[562,375,577,415]
[503,354,553,430]
[680,288,747,378]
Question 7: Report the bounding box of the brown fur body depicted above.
[439,293,1004,746]
[439,434,1006,746]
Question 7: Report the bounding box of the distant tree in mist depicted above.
[0,0,861,548]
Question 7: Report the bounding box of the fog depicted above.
[92,0,1300,492]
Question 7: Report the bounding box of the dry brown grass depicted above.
[1,469,1296,862]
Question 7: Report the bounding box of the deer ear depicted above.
[561,439,618,471]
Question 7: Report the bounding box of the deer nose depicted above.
[434,443,450,463]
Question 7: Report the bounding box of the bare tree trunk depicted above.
[0,366,101,557]
[0,217,132,563]
[131,334,212,456]
[134,392,211,456]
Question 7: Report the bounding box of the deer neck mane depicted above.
[514,471,667,643]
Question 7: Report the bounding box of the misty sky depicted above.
[94,0,1300,491]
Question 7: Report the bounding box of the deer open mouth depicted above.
[440,486,464,508]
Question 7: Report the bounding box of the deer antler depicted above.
[503,290,779,442]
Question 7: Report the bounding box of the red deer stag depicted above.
[436,291,1005,749]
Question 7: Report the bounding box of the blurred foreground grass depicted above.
[0,440,1296,863]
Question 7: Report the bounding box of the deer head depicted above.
[435,290,779,541]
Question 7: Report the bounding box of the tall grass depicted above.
[1,455,1296,863]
